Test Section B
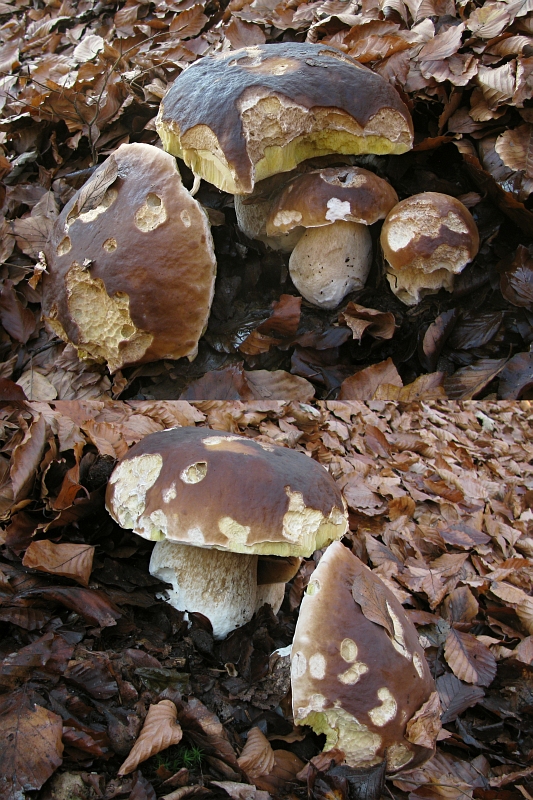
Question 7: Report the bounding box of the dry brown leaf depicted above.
[338,358,402,400]
[74,155,118,216]
[16,371,58,401]
[405,691,442,748]
[237,727,275,780]
[350,563,395,638]
[225,18,266,48]
[437,673,485,724]
[500,245,533,308]
[10,413,47,503]
[442,357,508,399]
[0,698,64,799]
[339,302,396,342]
[442,586,479,624]
[495,123,533,178]
[22,540,95,586]
[418,22,464,61]
[244,370,315,401]
[0,280,36,344]
[444,628,497,686]
[374,372,445,401]
[118,700,183,775]
[467,3,510,38]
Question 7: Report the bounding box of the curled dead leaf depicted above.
[405,691,442,748]
[118,700,183,775]
[444,628,497,686]
[22,540,95,586]
[237,727,275,780]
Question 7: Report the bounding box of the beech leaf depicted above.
[495,124,533,179]
[0,280,36,344]
[22,540,95,586]
[444,628,497,686]
[0,698,63,800]
[338,358,402,400]
[237,727,275,780]
[118,700,183,775]
[350,562,395,638]
[405,691,442,748]
[74,155,118,216]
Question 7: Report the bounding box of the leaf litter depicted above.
[0,399,532,799]
[1,0,533,399]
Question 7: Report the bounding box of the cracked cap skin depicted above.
[156,42,414,194]
[105,426,348,557]
[42,143,216,372]
[291,541,440,773]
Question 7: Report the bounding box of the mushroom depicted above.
[264,167,398,308]
[105,426,347,639]
[291,541,441,773]
[42,143,216,372]
[156,42,414,195]
[380,192,479,306]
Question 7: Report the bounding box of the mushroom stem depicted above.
[288,221,372,309]
[149,540,259,639]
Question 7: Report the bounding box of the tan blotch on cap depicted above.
[105,426,347,638]
[380,192,479,306]
[291,541,440,773]
[156,43,413,195]
[265,168,398,309]
[42,143,216,372]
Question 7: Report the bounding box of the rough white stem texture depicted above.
[150,541,259,639]
[289,221,372,309]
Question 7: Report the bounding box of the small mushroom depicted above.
[291,541,441,773]
[265,167,398,309]
[105,427,347,639]
[42,143,216,372]
[380,192,479,306]
[156,42,413,195]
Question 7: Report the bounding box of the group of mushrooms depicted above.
[42,42,480,372]
[105,425,442,779]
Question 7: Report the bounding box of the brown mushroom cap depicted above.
[105,426,347,556]
[291,541,440,773]
[42,143,216,372]
[156,43,414,195]
[380,192,479,306]
[266,167,399,235]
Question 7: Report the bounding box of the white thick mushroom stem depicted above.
[150,541,259,639]
[288,221,372,309]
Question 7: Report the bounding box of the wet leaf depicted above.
[0,696,63,800]
[500,245,533,308]
[444,628,497,686]
[119,701,183,775]
[447,312,503,350]
[22,540,94,586]
[498,351,533,398]
[443,357,508,399]
[18,586,122,627]
[338,358,402,400]
[339,302,396,342]
[0,280,36,344]
[437,673,484,723]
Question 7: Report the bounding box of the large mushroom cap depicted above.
[380,192,479,306]
[42,143,216,372]
[266,167,399,235]
[291,541,440,773]
[156,43,414,194]
[105,426,347,556]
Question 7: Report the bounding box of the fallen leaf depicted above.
[0,696,63,800]
[18,586,122,627]
[0,280,36,344]
[338,358,403,400]
[350,562,395,638]
[405,691,442,748]
[498,351,533,398]
[10,413,47,502]
[444,628,497,686]
[437,673,485,723]
[339,302,396,342]
[443,357,508,399]
[245,369,315,401]
[119,700,183,775]
[16,370,58,401]
[237,727,275,780]
[225,19,266,49]
[73,155,118,216]
[500,246,533,308]
[22,540,95,586]
[495,124,533,179]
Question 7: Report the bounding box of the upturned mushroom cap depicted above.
[291,541,440,773]
[380,192,479,306]
[42,143,216,372]
[156,43,414,194]
[266,167,399,235]
[105,426,347,556]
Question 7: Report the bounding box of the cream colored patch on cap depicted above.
[272,209,303,229]
[325,704,382,767]
[338,661,368,685]
[219,516,251,546]
[185,526,205,545]
[340,638,358,662]
[163,483,177,503]
[282,488,326,544]
[413,651,424,678]
[291,651,307,679]
[386,743,414,772]
[368,687,397,726]
[325,198,351,222]
[309,653,326,679]
[203,435,243,446]
[295,692,326,720]
[109,453,163,536]
[180,461,207,484]
[306,579,320,596]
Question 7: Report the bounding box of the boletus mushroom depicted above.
[156,42,414,195]
[380,192,479,306]
[291,541,441,773]
[265,167,398,308]
[42,143,216,372]
[105,427,347,639]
